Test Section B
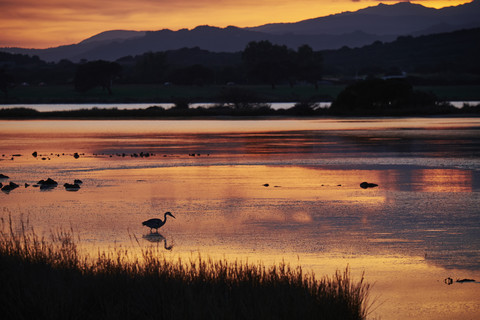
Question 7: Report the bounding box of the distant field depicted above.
[1,84,479,104]
[416,85,480,101]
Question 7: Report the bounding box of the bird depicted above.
[142,212,175,233]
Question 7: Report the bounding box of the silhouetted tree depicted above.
[296,45,323,89]
[217,87,265,109]
[133,52,167,83]
[0,68,15,98]
[74,60,122,94]
[242,41,293,89]
[330,78,442,115]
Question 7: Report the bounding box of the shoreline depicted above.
[1,105,480,119]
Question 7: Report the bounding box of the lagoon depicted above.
[1,117,480,319]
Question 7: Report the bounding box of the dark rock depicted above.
[2,181,20,193]
[38,178,58,190]
[40,184,56,190]
[263,183,269,187]
[0,182,2,188]
[64,183,81,191]
[25,183,30,188]
[360,182,378,189]
[73,152,80,159]
[456,278,475,283]
[32,151,38,157]
[37,178,58,186]
[74,179,83,184]
[0,174,9,179]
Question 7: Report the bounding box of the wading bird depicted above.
[142,212,175,232]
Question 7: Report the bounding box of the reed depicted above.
[0,219,370,320]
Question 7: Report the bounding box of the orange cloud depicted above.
[0,0,472,48]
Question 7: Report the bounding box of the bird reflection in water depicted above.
[142,232,174,250]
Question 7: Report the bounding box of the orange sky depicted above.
[0,0,472,49]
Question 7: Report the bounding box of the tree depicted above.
[330,78,448,115]
[296,45,323,89]
[74,60,122,94]
[242,41,293,89]
[133,52,166,83]
[0,68,15,98]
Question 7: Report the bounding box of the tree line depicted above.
[0,41,323,96]
[2,27,480,98]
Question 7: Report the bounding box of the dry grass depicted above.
[0,218,370,320]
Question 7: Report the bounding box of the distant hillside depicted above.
[322,28,480,80]
[2,27,479,90]
[1,1,479,62]
[248,0,480,36]
[2,26,394,62]
[79,30,146,44]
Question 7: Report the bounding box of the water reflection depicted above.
[1,118,480,320]
[412,169,473,192]
[142,232,173,250]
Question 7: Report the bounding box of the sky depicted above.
[0,0,471,49]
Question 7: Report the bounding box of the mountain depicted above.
[78,30,146,44]
[1,1,479,62]
[1,26,396,62]
[248,0,480,35]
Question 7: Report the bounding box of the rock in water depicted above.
[64,183,81,191]
[38,178,58,190]
[1,182,20,193]
[360,182,378,189]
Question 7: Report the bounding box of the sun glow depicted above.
[0,0,474,48]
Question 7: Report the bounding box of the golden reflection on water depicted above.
[1,118,480,320]
[412,169,473,192]
[1,117,480,135]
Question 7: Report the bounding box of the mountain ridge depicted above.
[1,1,479,62]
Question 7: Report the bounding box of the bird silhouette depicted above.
[142,211,175,232]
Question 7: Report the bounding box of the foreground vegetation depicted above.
[0,221,371,319]
[1,79,479,118]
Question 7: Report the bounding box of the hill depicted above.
[249,1,480,36]
[322,27,480,81]
[1,1,479,62]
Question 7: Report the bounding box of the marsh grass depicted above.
[0,219,370,320]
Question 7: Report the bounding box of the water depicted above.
[0,101,477,112]
[1,117,480,319]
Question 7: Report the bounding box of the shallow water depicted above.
[1,118,480,319]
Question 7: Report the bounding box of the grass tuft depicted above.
[0,218,370,319]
